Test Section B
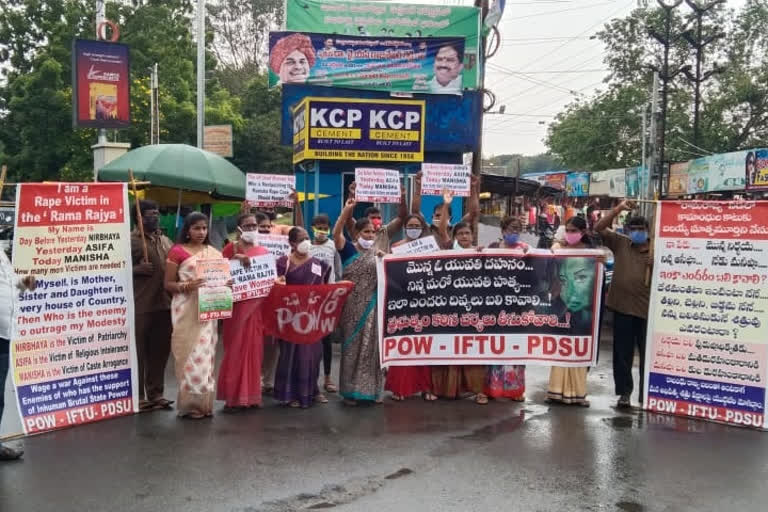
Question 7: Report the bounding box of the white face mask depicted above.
[358,237,374,250]
[296,239,311,255]
[453,240,464,250]
[239,230,257,244]
[405,228,422,240]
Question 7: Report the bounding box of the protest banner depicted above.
[268,32,466,95]
[262,282,355,343]
[246,173,296,208]
[72,39,131,129]
[420,163,471,197]
[355,168,402,203]
[196,259,233,321]
[284,0,482,89]
[292,97,425,163]
[644,201,768,429]
[11,183,138,434]
[391,235,441,255]
[229,253,277,302]
[376,249,604,367]
[254,234,291,256]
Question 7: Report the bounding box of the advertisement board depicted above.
[72,39,130,128]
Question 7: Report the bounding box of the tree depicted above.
[546,1,768,170]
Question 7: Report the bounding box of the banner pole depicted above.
[129,169,149,263]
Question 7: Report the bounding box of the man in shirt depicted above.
[428,44,464,94]
[0,249,35,460]
[131,200,174,411]
[595,199,651,409]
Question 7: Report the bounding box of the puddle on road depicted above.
[616,500,646,512]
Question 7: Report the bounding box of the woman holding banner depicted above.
[484,216,529,402]
[385,214,438,401]
[333,198,386,406]
[546,216,595,407]
[217,213,270,411]
[274,227,331,409]
[433,196,489,404]
[164,212,222,419]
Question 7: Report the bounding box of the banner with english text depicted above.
[644,201,768,430]
[376,250,604,367]
[11,183,138,434]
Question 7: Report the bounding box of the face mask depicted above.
[503,233,519,246]
[312,228,329,242]
[296,240,311,255]
[358,237,374,250]
[142,217,159,233]
[629,230,648,245]
[240,230,257,244]
[405,228,422,240]
[371,218,382,230]
[564,232,583,246]
[453,240,470,250]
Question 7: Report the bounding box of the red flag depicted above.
[263,282,355,343]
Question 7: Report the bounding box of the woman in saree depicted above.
[164,212,223,419]
[484,215,529,401]
[217,213,269,411]
[333,198,386,406]
[385,213,437,402]
[273,227,331,408]
[432,192,489,405]
[546,215,595,407]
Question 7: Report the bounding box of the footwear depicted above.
[0,445,23,461]
[617,394,631,409]
[316,393,329,404]
[475,393,489,405]
[152,398,174,409]
[138,399,156,412]
[422,392,438,402]
[391,394,405,402]
[343,399,358,407]
[262,385,274,395]
[288,400,301,408]
[324,381,338,393]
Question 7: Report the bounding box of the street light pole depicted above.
[95,0,106,147]
[196,0,205,149]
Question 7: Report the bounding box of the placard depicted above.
[391,235,441,255]
[746,149,768,191]
[292,97,425,163]
[421,163,471,197]
[11,182,138,434]
[377,249,604,367]
[229,254,277,301]
[246,174,296,208]
[254,234,291,256]
[644,201,768,429]
[196,259,233,321]
[355,168,401,203]
[268,32,466,95]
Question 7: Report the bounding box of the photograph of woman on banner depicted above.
[333,198,385,406]
[386,213,438,402]
[270,32,316,84]
[164,212,222,420]
[485,215,530,402]
[274,227,331,409]
[546,216,599,407]
[217,213,271,412]
[429,42,464,94]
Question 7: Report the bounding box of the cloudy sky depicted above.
[413,0,746,157]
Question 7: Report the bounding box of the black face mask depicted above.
[142,217,159,233]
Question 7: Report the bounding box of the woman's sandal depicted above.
[324,382,338,393]
[391,394,405,401]
[475,393,489,405]
[422,392,438,402]
[316,393,329,404]
[288,400,301,408]
[153,398,174,410]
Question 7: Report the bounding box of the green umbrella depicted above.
[98,144,245,199]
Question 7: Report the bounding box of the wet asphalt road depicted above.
[2,343,767,512]
[3,228,767,511]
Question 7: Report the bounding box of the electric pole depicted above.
[681,0,725,147]
[196,0,205,149]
